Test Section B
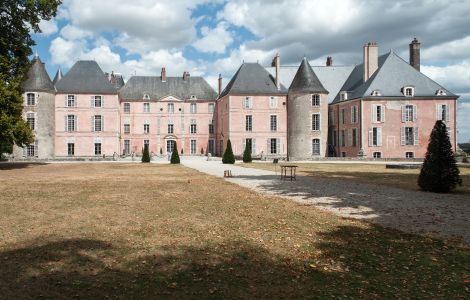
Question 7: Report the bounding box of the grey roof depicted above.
[110,73,125,89]
[119,76,218,101]
[288,58,328,94]
[220,63,287,98]
[266,64,355,103]
[55,60,118,94]
[52,68,63,85]
[21,57,55,92]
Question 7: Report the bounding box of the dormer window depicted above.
[340,91,348,101]
[143,94,150,100]
[371,90,382,96]
[190,95,197,100]
[436,89,447,96]
[403,86,414,97]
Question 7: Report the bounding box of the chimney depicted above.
[110,71,116,84]
[363,42,378,82]
[409,38,420,72]
[326,56,333,66]
[161,67,166,82]
[218,74,222,96]
[271,53,280,90]
[183,71,190,81]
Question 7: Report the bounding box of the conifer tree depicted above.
[243,140,252,163]
[171,143,180,164]
[222,139,235,164]
[418,120,462,193]
[141,144,150,163]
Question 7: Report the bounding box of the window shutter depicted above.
[74,116,77,131]
[35,140,38,156]
[436,104,442,120]
[91,96,94,107]
[368,129,373,147]
[413,105,417,122]
[339,131,343,147]
[351,107,354,123]
[401,105,406,122]
[64,95,67,107]
[267,139,270,154]
[400,127,405,146]
[102,96,105,108]
[371,105,376,123]
[445,105,450,121]
[252,139,256,155]
[243,139,246,152]
[348,129,352,147]
[91,116,94,132]
[35,93,39,105]
[23,146,26,157]
[64,115,67,131]
[377,128,382,146]
[276,138,280,154]
[102,115,104,132]
[414,127,419,145]
[380,105,385,122]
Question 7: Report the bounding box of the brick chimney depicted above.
[183,71,190,81]
[363,42,378,82]
[218,74,222,96]
[161,67,166,82]
[271,53,280,90]
[409,38,420,72]
[326,56,333,66]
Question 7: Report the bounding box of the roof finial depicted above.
[34,50,39,59]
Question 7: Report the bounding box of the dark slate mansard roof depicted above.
[289,58,328,94]
[55,60,118,94]
[22,57,55,92]
[219,62,287,98]
[119,76,218,101]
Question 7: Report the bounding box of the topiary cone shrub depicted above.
[418,120,462,193]
[243,141,252,163]
[171,143,180,164]
[222,139,235,164]
[141,144,150,163]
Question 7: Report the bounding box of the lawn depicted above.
[0,163,469,298]
[244,162,470,195]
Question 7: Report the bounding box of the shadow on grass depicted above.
[0,162,48,170]
[0,227,468,298]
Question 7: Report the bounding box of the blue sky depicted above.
[32,0,470,142]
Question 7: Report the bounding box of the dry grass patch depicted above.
[0,163,468,298]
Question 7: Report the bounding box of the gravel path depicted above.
[182,158,470,244]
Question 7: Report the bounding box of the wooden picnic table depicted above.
[280,165,298,181]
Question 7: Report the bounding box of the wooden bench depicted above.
[280,165,298,181]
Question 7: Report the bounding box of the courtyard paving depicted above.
[182,157,470,244]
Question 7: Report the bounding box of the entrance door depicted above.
[166,140,176,154]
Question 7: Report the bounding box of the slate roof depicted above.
[52,68,63,85]
[119,76,218,101]
[219,63,287,98]
[288,58,328,94]
[55,61,118,94]
[21,57,55,92]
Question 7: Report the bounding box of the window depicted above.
[436,89,446,96]
[352,128,358,147]
[190,95,197,100]
[270,96,278,108]
[144,140,149,150]
[371,90,381,96]
[27,113,35,130]
[311,94,320,106]
[124,124,130,134]
[243,96,253,109]
[190,119,197,134]
[331,130,337,147]
[144,123,150,134]
[93,96,102,107]
[143,94,150,100]
[402,127,418,146]
[67,95,75,107]
[341,152,346,157]
[351,106,358,124]
[312,139,320,155]
[373,105,384,123]
[312,114,320,131]
[437,104,449,122]
[66,115,76,132]
[244,138,253,154]
[340,109,346,124]
[167,103,174,113]
[190,139,197,154]
[27,93,36,106]
[340,91,348,101]
[67,143,75,156]
[269,138,279,154]
[26,143,36,157]
[94,143,102,155]
[190,103,197,113]
[124,140,130,155]
[373,152,382,158]
[167,121,174,134]
[340,130,346,147]
[208,103,215,113]
[403,105,416,122]
[124,103,130,113]
[208,139,215,155]
[93,115,102,132]
[143,102,150,113]
[369,127,382,146]
[166,140,175,154]
[406,152,414,159]
[404,87,414,97]
[208,119,214,134]
[329,110,335,126]
[270,115,277,132]
[245,115,252,132]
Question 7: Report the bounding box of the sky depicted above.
[32,0,470,142]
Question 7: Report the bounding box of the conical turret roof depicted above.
[289,58,328,94]
[53,68,63,85]
[21,57,55,92]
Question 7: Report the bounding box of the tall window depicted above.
[93,115,102,132]
[351,106,358,123]
[190,119,197,134]
[26,143,36,157]
[369,127,382,146]
[312,139,320,155]
[437,104,448,121]
[168,120,174,134]
[166,140,175,154]
[94,143,102,155]
[27,113,35,130]
[341,130,345,147]
[124,140,130,155]
[340,109,346,124]
[143,102,150,113]
[190,139,197,154]
[270,115,277,132]
[67,143,75,156]
[270,96,278,108]
[208,103,215,113]
[67,95,75,107]
[312,114,320,131]
[208,119,214,134]
[94,96,102,107]
[374,105,384,122]
[404,105,415,122]
[311,94,320,106]
[190,103,197,113]
[144,123,150,134]
[243,96,253,109]
[124,124,130,134]
[402,127,418,146]
[27,93,36,106]
[66,115,76,132]
[124,102,130,113]
[245,115,252,132]
[269,138,278,154]
[167,103,174,113]
[352,128,358,147]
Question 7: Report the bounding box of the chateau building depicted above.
[15,38,458,160]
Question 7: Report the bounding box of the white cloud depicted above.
[422,61,470,94]
[38,19,58,36]
[422,35,470,62]
[193,22,234,54]
[60,24,92,40]
[49,37,85,67]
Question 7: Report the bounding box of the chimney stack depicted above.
[271,53,280,90]
[409,38,420,72]
[183,71,190,81]
[326,56,333,66]
[161,67,166,82]
[218,74,222,96]
[363,42,378,82]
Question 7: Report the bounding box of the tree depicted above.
[171,143,180,164]
[243,140,252,163]
[418,120,462,193]
[222,139,235,164]
[0,0,62,150]
[141,145,150,163]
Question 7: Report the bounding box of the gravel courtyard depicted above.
[182,158,470,244]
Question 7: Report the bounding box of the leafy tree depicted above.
[418,120,462,193]
[141,145,150,163]
[171,143,180,164]
[0,0,62,150]
[243,140,252,163]
[222,139,235,164]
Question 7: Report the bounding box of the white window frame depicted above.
[372,104,385,123]
[143,121,150,134]
[124,140,130,155]
[402,105,417,122]
[311,94,320,107]
[270,96,278,108]
[124,124,130,134]
[167,120,174,134]
[312,138,320,156]
[312,113,320,131]
[243,96,253,109]
[403,86,415,97]
[26,93,36,106]
[436,104,449,122]
[94,142,102,155]
[405,151,414,159]
[167,103,175,113]
[123,102,130,113]
[190,103,197,113]
[190,119,197,134]
[26,112,36,130]
[66,95,76,107]
[270,115,277,132]
[66,114,76,132]
[340,91,348,101]
[340,109,346,124]
[269,138,279,155]
[143,102,150,113]
[190,139,197,154]
[369,127,382,147]
[351,105,358,124]
[373,152,382,159]
[245,115,252,132]
[208,103,215,113]
[93,115,103,132]
[92,95,103,108]
[67,142,75,156]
